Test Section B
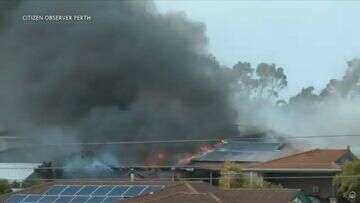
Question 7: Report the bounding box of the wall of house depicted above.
[263,172,337,203]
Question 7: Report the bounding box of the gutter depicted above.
[243,168,341,172]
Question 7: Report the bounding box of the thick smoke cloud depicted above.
[0,1,238,164]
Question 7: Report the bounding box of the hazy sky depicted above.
[156,1,360,98]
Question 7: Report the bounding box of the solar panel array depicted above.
[6,184,164,203]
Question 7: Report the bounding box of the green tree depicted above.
[219,162,247,189]
[232,62,287,101]
[320,58,360,99]
[334,160,360,202]
[288,86,321,112]
[219,162,282,189]
[232,62,258,96]
[0,179,11,194]
[255,63,287,99]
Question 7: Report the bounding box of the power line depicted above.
[0,164,354,170]
[1,134,360,146]
[7,139,221,146]
[6,175,360,182]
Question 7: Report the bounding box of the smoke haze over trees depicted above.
[230,58,360,152]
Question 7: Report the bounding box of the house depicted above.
[190,133,298,170]
[123,181,311,203]
[187,133,298,184]
[244,147,358,203]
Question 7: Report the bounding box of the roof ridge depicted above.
[247,148,348,168]
[245,149,318,167]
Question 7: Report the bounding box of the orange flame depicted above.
[178,143,214,165]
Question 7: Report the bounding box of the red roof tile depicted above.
[246,149,350,170]
[123,182,301,203]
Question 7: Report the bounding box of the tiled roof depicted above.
[213,189,302,203]
[2,180,308,203]
[123,182,219,203]
[193,149,287,163]
[139,193,219,203]
[246,149,350,171]
[123,182,303,203]
[192,140,298,163]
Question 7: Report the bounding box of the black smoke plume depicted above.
[0,1,238,164]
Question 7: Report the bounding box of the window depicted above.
[312,185,320,193]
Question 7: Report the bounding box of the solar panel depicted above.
[107,186,129,196]
[91,185,114,196]
[44,185,67,195]
[123,186,146,197]
[87,196,106,203]
[102,197,123,203]
[70,196,90,202]
[6,184,163,203]
[23,195,42,202]
[38,196,59,203]
[54,196,73,203]
[6,194,27,203]
[61,185,83,195]
[76,185,98,195]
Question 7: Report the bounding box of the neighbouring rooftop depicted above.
[245,148,357,172]
[1,181,170,203]
[123,181,310,203]
[1,180,312,203]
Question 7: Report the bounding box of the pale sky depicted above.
[156,1,360,98]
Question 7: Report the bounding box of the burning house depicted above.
[0,145,195,184]
[186,132,299,184]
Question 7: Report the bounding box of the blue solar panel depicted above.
[61,185,83,195]
[102,197,123,203]
[87,196,106,203]
[39,196,59,203]
[108,186,129,196]
[7,185,164,203]
[44,185,66,195]
[76,185,98,195]
[69,196,90,202]
[123,186,146,197]
[23,195,42,202]
[54,196,73,203]
[92,185,114,196]
[6,194,27,203]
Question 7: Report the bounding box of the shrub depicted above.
[0,179,11,194]
[219,162,247,189]
[219,162,283,189]
[334,160,360,202]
